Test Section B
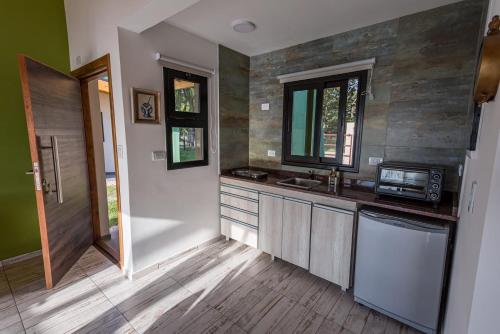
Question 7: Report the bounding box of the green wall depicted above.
[0,0,70,260]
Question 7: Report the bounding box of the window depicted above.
[282,71,367,171]
[164,68,208,169]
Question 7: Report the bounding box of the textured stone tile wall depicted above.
[248,0,486,190]
[219,45,250,170]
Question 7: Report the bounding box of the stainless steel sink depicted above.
[276,177,322,190]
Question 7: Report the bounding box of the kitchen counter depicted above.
[220,169,459,222]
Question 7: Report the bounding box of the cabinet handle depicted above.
[314,204,354,215]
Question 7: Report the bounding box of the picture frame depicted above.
[131,88,160,124]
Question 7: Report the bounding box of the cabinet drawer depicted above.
[221,205,258,227]
[220,194,259,213]
[221,184,258,200]
[221,217,258,248]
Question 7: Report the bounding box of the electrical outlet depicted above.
[369,157,383,166]
[261,103,270,111]
[267,150,276,157]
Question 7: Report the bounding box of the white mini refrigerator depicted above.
[354,209,450,334]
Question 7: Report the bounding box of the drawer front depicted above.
[221,218,258,248]
[221,205,258,227]
[220,194,259,214]
[220,184,258,200]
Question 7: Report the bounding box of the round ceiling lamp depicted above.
[232,19,256,33]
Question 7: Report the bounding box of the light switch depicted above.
[261,103,270,111]
[369,157,383,166]
[152,151,166,161]
[267,150,276,157]
[117,145,124,159]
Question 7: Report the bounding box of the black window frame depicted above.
[282,70,367,172]
[164,67,209,170]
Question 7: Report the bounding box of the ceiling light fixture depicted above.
[232,19,256,33]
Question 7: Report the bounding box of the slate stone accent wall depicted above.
[219,45,250,170]
[248,0,486,190]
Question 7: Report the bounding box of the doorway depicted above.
[72,55,123,267]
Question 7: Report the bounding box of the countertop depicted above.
[220,169,459,222]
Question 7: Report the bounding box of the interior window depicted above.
[283,71,367,171]
[164,68,208,170]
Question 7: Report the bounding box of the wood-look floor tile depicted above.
[198,314,236,334]
[19,280,106,330]
[237,253,273,278]
[313,283,343,317]
[316,318,342,334]
[122,282,192,332]
[298,276,330,309]
[72,308,136,334]
[0,240,418,334]
[236,290,292,332]
[0,305,24,334]
[343,302,371,334]
[178,307,224,333]
[0,272,15,312]
[293,309,325,334]
[215,278,271,322]
[361,311,388,334]
[142,294,212,334]
[203,269,252,308]
[326,291,355,325]
[98,268,175,306]
[253,259,296,290]
[271,302,310,333]
[24,296,116,334]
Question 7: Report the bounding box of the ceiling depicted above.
[166,0,459,56]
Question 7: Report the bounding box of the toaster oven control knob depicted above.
[430,193,439,200]
[432,183,440,190]
[432,173,441,181]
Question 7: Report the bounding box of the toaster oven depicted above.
[375,162,445,205]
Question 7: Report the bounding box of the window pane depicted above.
[343,78,359,165]
[174,78,200,113]
[320,86,340,159]
[171,127,203,163]
[291,89,317,156]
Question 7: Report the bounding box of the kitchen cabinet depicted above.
[258,192,283,257]
[310,204,354,290]
[220,183,259,248]
[282,197,312,269]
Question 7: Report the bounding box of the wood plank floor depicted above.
[0,240,422,334]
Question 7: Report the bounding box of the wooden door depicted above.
[310,204,354,290]
[282,197,311,269]
[18,55,93,289]
[258,193,283,257]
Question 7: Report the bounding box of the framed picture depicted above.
[131,88,160,124]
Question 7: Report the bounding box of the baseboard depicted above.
[1,249,42,267]
[130,236,224,280]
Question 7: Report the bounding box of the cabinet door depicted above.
[310,205,354,290]
[258,193,283,257]
[282,198,312,269]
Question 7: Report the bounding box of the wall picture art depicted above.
[131,88,160,124]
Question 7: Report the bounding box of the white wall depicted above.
[64,0,205,276]
[444,0,500,332]
[118,23,220,273]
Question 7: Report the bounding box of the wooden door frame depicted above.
[72,54,124,268]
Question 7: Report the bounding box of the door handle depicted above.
[51,136,63,204]
[25,170,34,175]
